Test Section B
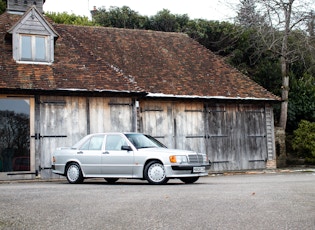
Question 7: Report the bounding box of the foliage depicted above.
[288,73,315,129]
[0,0,6,14]
[292,120,315,160]
[92,6,147,29]
[147,9,190,32]
[45,12,96,26]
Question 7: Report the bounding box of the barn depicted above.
[0,1,280,180]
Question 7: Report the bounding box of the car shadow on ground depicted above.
[57,178,207,186]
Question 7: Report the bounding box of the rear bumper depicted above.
[51,164,65,176]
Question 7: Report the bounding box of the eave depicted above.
[146,93,281,103]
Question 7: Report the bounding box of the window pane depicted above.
[105,135,127,151]
[35,37,46,60]
[80,135,104,150]
[80,139,91,150]
[21,36,32,59]
[0,99,30,172]
[89,136,104,150]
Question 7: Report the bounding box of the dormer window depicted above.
[8,6,59,65]
[20,34,47,62]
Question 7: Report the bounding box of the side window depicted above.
[80,135,104,150]
[105,135,128,151]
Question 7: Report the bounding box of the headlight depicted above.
[169,155,188,164]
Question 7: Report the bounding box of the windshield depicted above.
[125,134,167,149]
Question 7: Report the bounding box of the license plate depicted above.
[193,167,205,173]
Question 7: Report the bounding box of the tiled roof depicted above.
[0,12,280,100]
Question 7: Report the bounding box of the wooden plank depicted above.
[140,101,205,153]
[206,103,268,171]
[39,96,87,178]
[109,98,134,132]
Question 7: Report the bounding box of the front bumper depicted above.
[171,164,211,171]
[165,163,211,178]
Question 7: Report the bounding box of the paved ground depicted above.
[1,171,315,230]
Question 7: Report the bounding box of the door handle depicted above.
[77,151,83,154]
[103,151,110,154]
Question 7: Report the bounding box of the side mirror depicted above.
[121,145,132,151]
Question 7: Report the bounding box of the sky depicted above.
[43,0,238,21]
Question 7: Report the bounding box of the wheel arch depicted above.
[142,158,163,177]
[64,160,84,176]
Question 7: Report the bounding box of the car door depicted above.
[75,134,105,176]
[101,134,134,176]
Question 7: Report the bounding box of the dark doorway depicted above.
[0,98,30,172]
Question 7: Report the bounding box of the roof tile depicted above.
[0,12,280,100]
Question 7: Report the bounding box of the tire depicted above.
[144,161,169,185]
[66,162,84,184]
[179,177,199,184]
[105,178,119,184]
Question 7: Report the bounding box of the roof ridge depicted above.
[52,22,189,37]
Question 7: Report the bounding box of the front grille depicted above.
[188,154,204,164]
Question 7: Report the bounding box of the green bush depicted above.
[292,120,315,161]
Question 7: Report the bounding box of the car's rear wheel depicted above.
[179,177,199,184]
[105,178,119,184]
[144,161,169,185]
[66,162,84,184]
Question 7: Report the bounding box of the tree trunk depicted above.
[279,65,289,129]
[278,1,292,130]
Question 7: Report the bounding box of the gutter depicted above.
[146,93,281,102]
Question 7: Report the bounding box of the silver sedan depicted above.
[52,133,210,185]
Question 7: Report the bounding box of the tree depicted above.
[288,73,315,128]
[292,120,315,162]
[147,9,188,32]
[0,0,6,14]
[236,0,315,130]
[307,11,315,36]
[236,0,266,28]
[92,6,147,29]
[45,12,96,26]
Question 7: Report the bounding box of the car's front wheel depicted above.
[179,177,199,184]
[66,162,84,184]
[144,161,169,185]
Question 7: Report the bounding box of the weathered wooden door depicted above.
[173,102,205,153]
[38,96,135,179]
[89,97,134,133]
[140,101,205,154]
[140,101,174,147]
[206,104,267,171]
[38,96,87,178]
